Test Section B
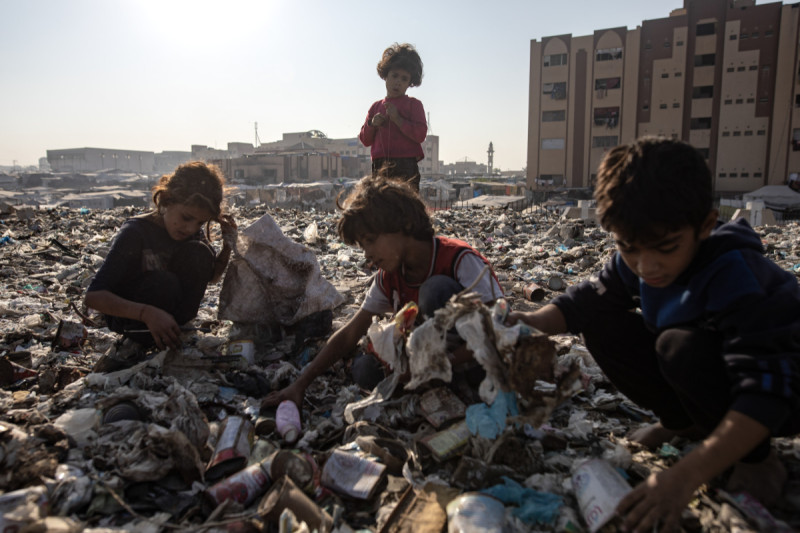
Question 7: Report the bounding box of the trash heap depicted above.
[1,204,798,532]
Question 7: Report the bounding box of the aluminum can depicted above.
[205,416,253,481]
[204,458,271,512]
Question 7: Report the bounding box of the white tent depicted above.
[742,185,800,211]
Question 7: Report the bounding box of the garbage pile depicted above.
[1,204,798,532]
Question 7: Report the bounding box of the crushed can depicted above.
[205,416,253,482]
[258,476,333,531]
[524,282,545,301]
[228,339,255,366]
[204,458,272,513]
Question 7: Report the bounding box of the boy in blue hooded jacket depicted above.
[510,136,800,532]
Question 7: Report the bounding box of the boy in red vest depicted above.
[263,175,502,409]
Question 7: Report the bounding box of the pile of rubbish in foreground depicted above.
[0,204,798,532]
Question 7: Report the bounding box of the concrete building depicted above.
[258,130,440,178]
[527,0,800,196]
[47,148,155,173]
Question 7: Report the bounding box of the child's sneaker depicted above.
[93,337,147,373]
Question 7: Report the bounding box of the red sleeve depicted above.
[398,98,427,144]
[359,101,380,147]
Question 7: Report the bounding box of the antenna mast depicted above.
[254,122,261,148]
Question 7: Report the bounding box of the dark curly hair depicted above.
[376,43,423,87]
[337,174,433,245]
[152,161,227,237]
[594,136,713,243]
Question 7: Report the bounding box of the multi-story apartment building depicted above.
[527,0,800,196]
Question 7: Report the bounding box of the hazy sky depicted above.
[0,0,777,171]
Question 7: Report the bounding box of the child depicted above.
[509,137,800,532]
[85,161,236,369]
[359,43,427,191]
[262,175,503,409]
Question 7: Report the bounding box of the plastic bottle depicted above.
[276,400,302,444]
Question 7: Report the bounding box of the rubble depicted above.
[0,204,798,532]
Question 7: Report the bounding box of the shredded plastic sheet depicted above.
[218,214,344,326]
[465,391,519,439]
[482,476,564,525]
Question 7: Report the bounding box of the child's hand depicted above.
[141,306,182,350]
[384,103,400,123]
[371,113,387,127]
[219,214,238,248]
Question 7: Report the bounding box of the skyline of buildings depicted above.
[526,0,800,196]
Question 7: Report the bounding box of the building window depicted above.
[752,32,759,38]
[765,30,774,37]
[730,173,738,177]
[722,131,731,137]
[719,172,727,177]
[642,104,650,111]
[542,110,566,122]
[724,99,733,105]
[737,66,746,72]
[729,34,738,40]
[664,41,671,47]
[749,65,758,71]
[757,130,766,135]
[543,82,567,100]
[796,94,800,107]
[762,65,771,72]
[759,97,769,103]
[595,77,621,90]
[727,67,735,72]
[675,72,682,77]
[596,47,623,61]
[744,130,753,136]
[672,102,680,108]
[740,33,749,39]
[537,174,564,186]
[747,98,755,103]
[677,40,684,46]
[754,172,763,177]
[659,103,668,109]
[543,53,568,67]
[645,42,653,50]
[733,131,742,137]
[695,54,716,67]
[594,107,620,127]
[736,98,743,104]
[692,85,714,99]
[661,73,669,78]
[690,117,712,130]
[742,172,750,177]
[542,138,565,150]
[794,129,800,150]
[592,135,619,148]
[696,22,716,36]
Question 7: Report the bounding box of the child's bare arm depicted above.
[261,308,375,408]
[507,303,567,335]
[84,290,181,350]
[617,410,770,532]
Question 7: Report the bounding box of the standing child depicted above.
[85,161,236,370]
[509,137,800,532]
[262,174,502,409]
[359,42,427,191]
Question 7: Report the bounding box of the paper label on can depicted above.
[572,459,631,533]
[321,449,386,500]
[419,420,470,461]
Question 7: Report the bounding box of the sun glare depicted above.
[138,0,276,48]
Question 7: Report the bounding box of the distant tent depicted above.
[742,185,800,212]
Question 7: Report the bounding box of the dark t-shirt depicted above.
[88,216,207,295]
